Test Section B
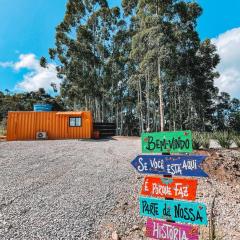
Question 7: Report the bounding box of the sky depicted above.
[0,0,240,97]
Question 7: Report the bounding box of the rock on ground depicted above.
[209,139,222,149]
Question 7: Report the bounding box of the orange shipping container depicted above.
[7,111,93,141]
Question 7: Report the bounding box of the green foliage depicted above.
[214,131,233,149]
[0,89,65,122]
[49,0,121,113]
[229,111,240,132]
[192,132,210,149]
[192,131,240,149]
[127,0,221,132]
[40,57,47,68]
[40,0,239,135]
[233,135,240,147]
[0,118,6,136]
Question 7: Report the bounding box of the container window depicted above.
[69,117,82,127]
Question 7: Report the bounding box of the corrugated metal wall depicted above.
[7,111,93,141]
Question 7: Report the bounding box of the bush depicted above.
[233,135,240,147]
[192,132,201,149]
[214,131,233,149]
[0,118,7,136]
[192,132,210,149]
[192,131,240,149]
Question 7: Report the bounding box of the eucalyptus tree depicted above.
[124,0,203,132]
[47,0,120,121]
[123,0,220,133]
[102,11,141,135]
[41,0,222,134]
[190,39,220,131]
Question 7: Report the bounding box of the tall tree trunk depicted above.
[138,78,144,133]
[98,99,101,122]
[95,98,101,122]
[146,69,150,131]
[178,87,182,130]
[158,58,164,131]
[85,95,88,111]
[153,89,158,131]
[74,97,77,111]
[173,83,177,131]
[95,98,98,122]
[116,103,119,135]
[111,82,114,122]
[120,101,123,135]
[169,83,172,131]
[154,108,157,131]
[137,87,141,134]
[111,100,114,122]
[90,98,93,114]
[102,98,104,122]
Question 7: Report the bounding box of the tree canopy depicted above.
[37,0,239,134]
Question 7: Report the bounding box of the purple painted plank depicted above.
[146,218,199,240]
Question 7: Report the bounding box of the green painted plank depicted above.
[142,131,193,153]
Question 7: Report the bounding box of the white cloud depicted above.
[0,53,61,93]
[0,61,13,68]
[212,28,240,98]
[14,53,39,71]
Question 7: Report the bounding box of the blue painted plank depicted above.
[140,196,208,225]
[131,155,208,177]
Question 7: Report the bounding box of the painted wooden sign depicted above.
[142,131,193,153]
[141,176,198,201]
[131,155,208,177]
[146,218,199,240]
[139,196,208,225]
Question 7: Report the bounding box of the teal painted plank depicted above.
[139,196,208,226]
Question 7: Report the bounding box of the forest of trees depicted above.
[1,0,240,135]
[0,88,64,120]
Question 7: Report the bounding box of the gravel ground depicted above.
[0,139,239,240]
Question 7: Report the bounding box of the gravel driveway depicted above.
[0,139,239,240]
[0,138,143,240]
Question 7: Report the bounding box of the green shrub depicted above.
[201,132,211,149]
[214,131,233,149]
[233,135,240,147]
[192,132,201,149]
[0,118,7,136]
[0,126,6,136]
[192,132,210,149]
[192,131,240,149]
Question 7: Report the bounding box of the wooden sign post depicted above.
[131,130,209,240]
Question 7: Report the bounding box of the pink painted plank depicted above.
[146,218,199,240]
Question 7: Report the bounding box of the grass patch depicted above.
[0,126,6,136]
[192,132,210,149]
[233,135,240,147]
[213,131,233,149]
[193,131,240,149]
[0,118,7,136]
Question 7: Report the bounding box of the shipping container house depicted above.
[7,111,93,141]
